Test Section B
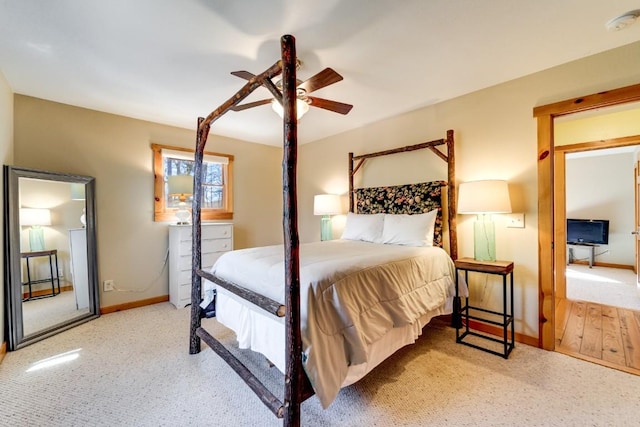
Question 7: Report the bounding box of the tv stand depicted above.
[566,242,598,268]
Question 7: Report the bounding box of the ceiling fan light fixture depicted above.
[271,98,310,120]
[606,10,640,31]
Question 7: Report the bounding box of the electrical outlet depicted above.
[103,280,115,292]
[506,213,525,228]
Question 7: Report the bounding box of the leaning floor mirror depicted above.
[3,165,99,350]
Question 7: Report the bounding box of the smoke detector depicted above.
[606,10,640,31]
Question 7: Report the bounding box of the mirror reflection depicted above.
[19,178,90,336]
[4,166,99,350]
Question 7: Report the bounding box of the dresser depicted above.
[69,228,89,310]
[169,223,233,309]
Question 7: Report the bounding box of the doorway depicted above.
[557,141,640,299]
[553,139,640,373]
[563,146,640,310]
[534,83,640,352]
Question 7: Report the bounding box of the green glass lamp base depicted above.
[473,217,496,262]
[29,226,45,252]
[320,216,332,241]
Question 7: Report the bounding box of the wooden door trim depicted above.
[535,83,640,351]
[554,150,567,300]
[635,161,639,276]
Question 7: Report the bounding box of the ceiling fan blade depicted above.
[298,68,343,94]
[307,96,353,115]
[230,70,256,80]
[231,99,272,111]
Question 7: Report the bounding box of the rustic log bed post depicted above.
[280,35,305,427]
[189,58,285,355]
[188,35,307,426]
[187,33,458,427]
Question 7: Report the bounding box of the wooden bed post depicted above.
[189,59,283,356]
[190,117,209,354]
[280,35,303,427]
[446,129,457,261]
[348,152,354,212]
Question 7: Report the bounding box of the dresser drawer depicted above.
[178,251,225,271]
[178,269,191,285]
[178,237,232,256]
[179,283,192,301]
[203,238,232,253]
[177,224,233,241]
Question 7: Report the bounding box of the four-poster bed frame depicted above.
[188,35,458,427]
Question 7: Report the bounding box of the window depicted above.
[152,143,234,221]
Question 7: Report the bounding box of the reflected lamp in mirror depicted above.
[458,180,512,262]
[313,194,342,241]
[167,174,193,225]
[20,208,52,252]
[70,183,87,227]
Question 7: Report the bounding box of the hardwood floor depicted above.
[556,298,640,375]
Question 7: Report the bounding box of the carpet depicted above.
[1,302,639,426]
[566,264,640,310]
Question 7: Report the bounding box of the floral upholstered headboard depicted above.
[354,181,447,247]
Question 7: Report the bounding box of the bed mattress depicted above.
[210,239,458,407]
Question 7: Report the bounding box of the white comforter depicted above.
[211,239,457,408]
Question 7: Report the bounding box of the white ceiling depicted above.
[1,1,639,146]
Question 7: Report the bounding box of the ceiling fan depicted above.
[229,66,353,116]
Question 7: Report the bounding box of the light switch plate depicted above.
[506,213,525,228]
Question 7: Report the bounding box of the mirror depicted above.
[3,165,99,350]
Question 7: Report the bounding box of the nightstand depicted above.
[454,257,514,358]
[20,250,61,301]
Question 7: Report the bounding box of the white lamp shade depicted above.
[271,98,310,120]
[167,174,193,195]
[314,194,342,215]
[20,208,52,226]
[458,180,512,214]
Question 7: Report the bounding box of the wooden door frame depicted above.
[636,161,640,278]
[534,82,640,350]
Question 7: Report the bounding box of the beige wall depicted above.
[13,96,283,308]
[299,41,640,339]
[565,152,634,266]
[0,71,14,348]
[556,105,640,268]
[556,106,640,146]
[8,40,640,338]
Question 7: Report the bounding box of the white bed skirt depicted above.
[215,287,453,389]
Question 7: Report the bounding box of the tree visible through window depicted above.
[152,143,233,221]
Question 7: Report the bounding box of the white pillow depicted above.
[341,213,384,243]
[381,210,438,247]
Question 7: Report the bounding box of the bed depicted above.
[188,35,459,426]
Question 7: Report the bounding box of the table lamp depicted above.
[458,180,512,261]
[168,174,194,225]
[20,208,52,251]
[313,194,342,241]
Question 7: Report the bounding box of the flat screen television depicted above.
[566,218,609,245]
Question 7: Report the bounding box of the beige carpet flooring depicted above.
[22,290,89,336]
[566,264,640,310]
[1,302,640,426]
